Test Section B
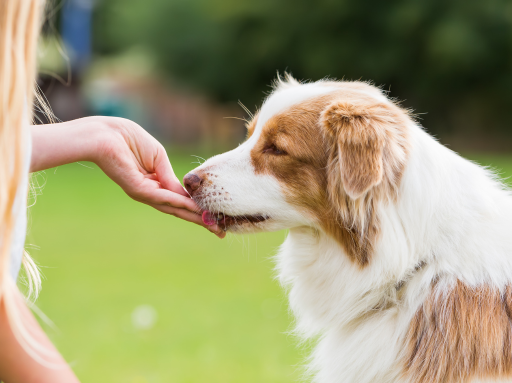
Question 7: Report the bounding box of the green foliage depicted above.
[94,0,512,133]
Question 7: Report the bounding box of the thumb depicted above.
[154,147,189,197]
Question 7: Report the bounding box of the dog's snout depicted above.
[183,173,203,196]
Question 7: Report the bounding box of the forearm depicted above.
[30,117,106,172]
[0,290,79,383]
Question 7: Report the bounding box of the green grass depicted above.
[28,151,302,383]
[27,150,512,383]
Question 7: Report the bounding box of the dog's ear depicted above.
[321,101,396,200]
[319,99,408,267]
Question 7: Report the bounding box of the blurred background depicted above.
[29,0,512,382]
[39,0,512,150]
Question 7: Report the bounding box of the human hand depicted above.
[95,117,225,238]
[30,116,225,238]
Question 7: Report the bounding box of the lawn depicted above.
[26,150,512,383]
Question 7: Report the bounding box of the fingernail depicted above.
[208,227,225,238]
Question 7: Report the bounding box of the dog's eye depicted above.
[263,144,286,155]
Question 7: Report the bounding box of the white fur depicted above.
[189,79,512,382]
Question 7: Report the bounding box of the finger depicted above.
[154,147,189,197]
[137,187,201,213]
[150,204,226,238]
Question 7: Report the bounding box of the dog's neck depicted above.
[276,226,415,337]
[275,226,426,382]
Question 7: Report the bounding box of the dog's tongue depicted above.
[202,211,217,226]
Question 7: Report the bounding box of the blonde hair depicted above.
[0,0,46,354]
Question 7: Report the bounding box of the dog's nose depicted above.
[183,173,203,196]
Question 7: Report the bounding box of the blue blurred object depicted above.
[61,0,94,73]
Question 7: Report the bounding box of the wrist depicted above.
[79,116,121,164]
[30,116,124,172]
[87,116,132,167]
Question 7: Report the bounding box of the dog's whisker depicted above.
[224,116,249,123]
[190,155,206,165]
[238,100,254,119]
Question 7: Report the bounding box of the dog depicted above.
[183,75,512,383]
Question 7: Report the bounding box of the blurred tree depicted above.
[93,0,512,138]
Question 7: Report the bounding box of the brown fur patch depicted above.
[249,82,410,267]
[322,102,388,198]
[322,99,409,266]
[404,280,512,383]
[250,96,331,213]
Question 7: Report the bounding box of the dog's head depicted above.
[184,77,410,266]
